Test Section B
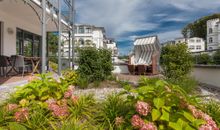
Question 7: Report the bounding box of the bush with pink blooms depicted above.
[119,78,220,130]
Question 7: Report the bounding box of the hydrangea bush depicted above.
[119,78,219,130]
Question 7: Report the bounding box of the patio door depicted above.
[0,22,2,55]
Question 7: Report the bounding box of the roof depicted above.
[134,35,158,45]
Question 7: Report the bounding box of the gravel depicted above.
[73,88,124,101]
[0,80,28,103]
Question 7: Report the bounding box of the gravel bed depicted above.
[0,80,28,103]
[73,88,124,101]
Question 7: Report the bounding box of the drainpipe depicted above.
[41,0,46,73]
[58,0,62,75]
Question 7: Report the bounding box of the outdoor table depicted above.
[24,57,41,74]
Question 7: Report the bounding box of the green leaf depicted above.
[185,125,196,130]
[169,122,182,130]
[160,109,169,121]
[183,111,195,122]
[152,109,161,121]
[9,122,27,130]
[192,119,206,128]
[153,98,165,109]
[177,119,187,129]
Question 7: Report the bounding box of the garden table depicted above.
[24,57,41,74]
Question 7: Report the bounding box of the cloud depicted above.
[75,0,220,55]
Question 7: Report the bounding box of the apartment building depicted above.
[207,18,220,50]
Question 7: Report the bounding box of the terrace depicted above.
[0,0,75,84]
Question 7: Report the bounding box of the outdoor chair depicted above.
[128,64,136,75]
[0,55,11,77]
[137,65,147,75]
[11,55,31,77]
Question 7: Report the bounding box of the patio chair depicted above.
[137,65,147,75]
[128,64,136,75]
[11,55,31,77]
[0,55,10,77]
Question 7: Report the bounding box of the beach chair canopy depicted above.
[133,35,160,65]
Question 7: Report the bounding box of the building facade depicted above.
[207,18,220,50]
[105,38,119,63]
[162,37,205,52]
[74,24,106,49]
[187,37,205,52]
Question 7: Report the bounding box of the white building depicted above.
[162,37,205,52]
[207,18,220,50]
[105,38,119,63]
[187,37,205,52]
[74,24,106,49]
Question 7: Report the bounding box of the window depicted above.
[16,28,41,57]
[196,45,201,50]
[209,47,213,50]
[85,27,91,33]
[0,22,2,55]
[189,45,195,50]
[196,39,201,42]
[79,38,84,45]
[209,28,213,34]
[209,37,213,43]
[190,39,194,42]
[78,26,84,34]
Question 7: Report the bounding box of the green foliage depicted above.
[160,44,193,80]
[122,77,204,129]
[95,94,132,129]
[167,76,198,94]
[76,76,89,89]
[182,13,220,40]
[194,53,212,65]
[213,50,220,65]
[62,69,78,86]
[202,100,220,126]
[77,47,113,83]
[10,74,68,105]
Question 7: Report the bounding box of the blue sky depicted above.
[75,0,220,55]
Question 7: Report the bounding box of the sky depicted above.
[75,0,220,55]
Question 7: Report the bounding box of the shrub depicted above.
[194,53,212,65]
[77,47,113,83]
[201,100,220,127]
[120,78,218,130]
[167,76,198,93]
[213,50,220,65]
[95,94,132,129]
[62,69,77,86]
[160,44,193,80]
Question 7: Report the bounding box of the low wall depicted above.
[191,65,220,87]
[112,63,129,74]
[73,64,129,74]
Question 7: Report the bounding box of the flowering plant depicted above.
[122,78,219,130]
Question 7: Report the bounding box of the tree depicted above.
[160,44,193,80]
[182,14,220,40]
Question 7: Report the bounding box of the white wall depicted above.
[192,66,220,88]
[0,11,41,56]
[187,37,205,52]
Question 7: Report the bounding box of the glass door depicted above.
[0,22,2,55]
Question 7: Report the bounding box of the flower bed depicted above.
[0,74,219,130]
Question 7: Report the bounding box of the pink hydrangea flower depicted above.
[52,105,69,118]
[71,95,78,104]
[131,114,145,128]
[136,101,151,116]
[6,104,18,111]
[14,108,29,122]
[115,116,124,126]
[188,105,219,130]
[140,122,157,130]
[64,85,75,98]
